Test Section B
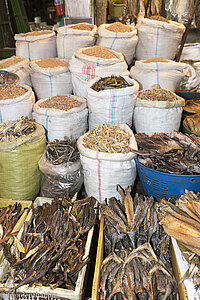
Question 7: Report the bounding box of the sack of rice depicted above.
[57,23,97,60]
[0,56,31,86]
[97,22,138,65]
[87,75,139,129]
[15,30,57,61]
[39,138,83,198]
[30,58,72,99]
[77,124,137,202]
[0,118,46,200]
[0,84,35,123]
[136,16,185,60]
[69,45,129,98]
[33,94,88,141]
[133,89,185,135]
[130,57,185,92]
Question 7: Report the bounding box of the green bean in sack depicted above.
[0,118,46,200]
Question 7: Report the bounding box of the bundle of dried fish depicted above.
[133,131,200,174]
[83,125,131,153]
[184,114,200,135]
[1,195,96,290]
[183,101,200,114]
[0,117,36,143]
[99,186,177,299]
[46,138,80,165]
[138,89,179,102]
[158,190,200,287]
[91,76,133,92]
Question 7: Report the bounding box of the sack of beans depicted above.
[77,124,137,202]
[0,84,35,123]
[15,30,57,61]
[136,16,185,60]
[0,56,31,86]
[0,118,46,200]
[39,138,83,198]
[133,89,185,135]
[87,75,139,129]
[130,57,185,92]
[97,22,138,65]
[57,23,97,60]
[69,46,129,98]
[33,94,88,141]
[30,58,72,99]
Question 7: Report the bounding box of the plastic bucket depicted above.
[109,0,123,18]
[135,158,200,203]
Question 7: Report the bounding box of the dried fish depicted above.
[0,117,36,143]
[184,114,200,135]
[83,124,131,153]
[99,186,177,299]
[132,131,200,175]
[2,195,97,290]
[91,76,133,92]
[138,89,179,102]
[183,101,200,114]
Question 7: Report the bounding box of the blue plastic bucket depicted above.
[135,158,200,203]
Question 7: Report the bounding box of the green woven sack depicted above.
[0,123,46,200]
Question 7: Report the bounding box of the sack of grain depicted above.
[15,30,57,61]
[87,75,139,129]
[30,58,72,99]
[39,142,83,198]
[0,119,46,200]
[0,84,35,123]
[133,89,185,135]
[0,56,31,86]
[33,94,88,141]
[97,22,138,65]
[69,46,129,98]
[136,17,185,60]
[57,23,97,60]
[130,57,185,91]
[180,43,200,62]
[77,124,137,202]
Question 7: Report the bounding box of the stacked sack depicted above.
[30,58,72,99]
[0,56,31,86]
[15,30,57,61]
[69,45,129,98]
[97,22,138,65]
[57,23,97,60]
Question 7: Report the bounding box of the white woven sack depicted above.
[133,91,185,135]
[69,47,129,98]
[130,60,185,91]
[97,24,138,65]
[0,56,31,86]
[193,62,200,86]
[57,23,97,60]
[180,43,200,62]
[30,58,72,99]
[136,18,185,60]
[87,75,139,129]
[15,31,57,61]
[77,124,137,202]
[33,95,88,141]
[0,84,35,123]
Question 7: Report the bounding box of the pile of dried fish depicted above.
[99,186,177,299]
[0,203,24,245]
[183,101,200,114]
[1,196,96,290]
[133,131,200,174]
[91,76,133,92]
[0,117,36,143]
[138,89,178,102]
[83,125,131,153]
[184,114,200,135]
[46,138,80,165]
[158,190,200,287]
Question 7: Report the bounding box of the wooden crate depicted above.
[91,216,104,300]
[0,197,94,300]
[0,199,32,265]
[171,238,200,300]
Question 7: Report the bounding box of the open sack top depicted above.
[15,30,56,42]
[98,23,137,38]
[57,23,97,36]
[138,17,185,33]
[30,58,69,75]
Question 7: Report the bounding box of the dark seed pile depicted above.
[91,76,133,92]
[138,89,178,102]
